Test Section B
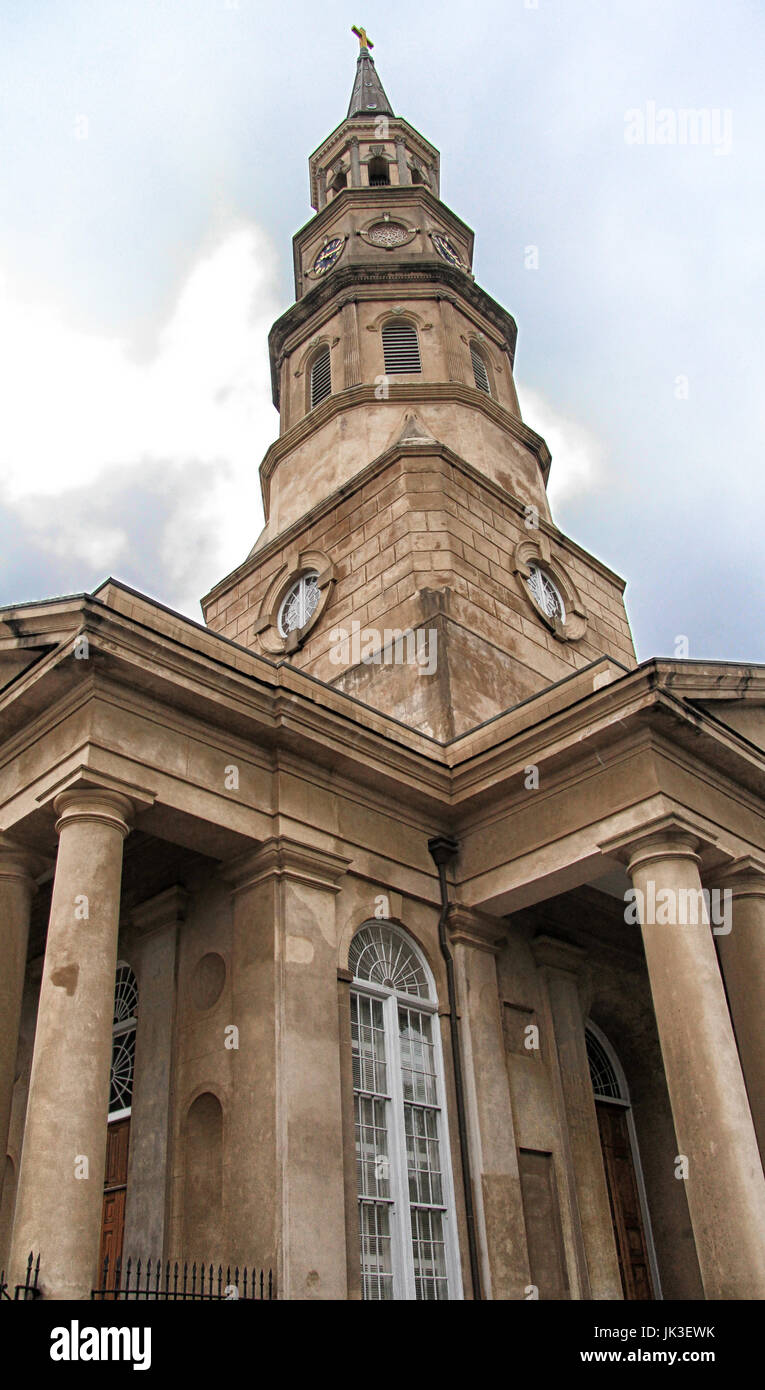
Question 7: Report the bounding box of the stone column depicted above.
[713,857,765,1169]
[449,906,531,1299]
[9,787,134,1299]
[122,886,187,1261]
[532,934,622,1299]
[610,816,765,1298]
[0,838,43,1224]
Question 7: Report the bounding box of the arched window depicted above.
[470,341,492,395]
[585,1023,661,1299]
[368,155,390,187]
[381,321,422,375]
[110,963,138,1117]
[330,167,348,196]
[349,922,461,1300]
[586,1026,622,1099]
[410,165,425,186]
[309,346,332,409]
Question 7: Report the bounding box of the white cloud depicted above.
[0,224,280,613]
[519,385,607,506]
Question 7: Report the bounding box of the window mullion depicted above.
[386,991,415,1301]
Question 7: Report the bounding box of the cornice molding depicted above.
[256,385,550,523]
[2,593,765,856]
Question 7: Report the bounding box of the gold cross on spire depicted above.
[352,25,374,51]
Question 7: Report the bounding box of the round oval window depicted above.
[278,572,321,637]
[525,565,565,623]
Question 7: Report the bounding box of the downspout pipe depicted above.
[428,834,483,1301]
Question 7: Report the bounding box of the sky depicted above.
[0,0,763,664]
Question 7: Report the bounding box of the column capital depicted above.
[447,903,506,954]
[712,855,765,898]
[37,766,155,837]
[531,932,587,976]
[221,835,353,896]
[0,834,48,885]
[599,811,716,876]
[131,883,189,936]
[53,788,135,839]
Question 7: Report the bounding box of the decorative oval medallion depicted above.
[367,220,410,247]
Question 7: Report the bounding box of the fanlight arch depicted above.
[585,1024,624,1100]
[110,962,138,1116]
[348,921,432,999]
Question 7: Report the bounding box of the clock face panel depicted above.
[432,232,464,268]
[313,237,345,275]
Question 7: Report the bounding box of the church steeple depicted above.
[202,34,636,740]
[347,28,394,118]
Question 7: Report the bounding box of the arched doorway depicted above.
[586,1022,661,1300]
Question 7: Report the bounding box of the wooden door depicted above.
[596,1101,653,1300]
[98,1118,130,1288]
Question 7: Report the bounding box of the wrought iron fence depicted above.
[0,1252,42,1301]
[91,1254,273,1301]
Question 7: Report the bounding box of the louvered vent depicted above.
[310,347,332,408]
[470,343,491,394]
[382,323,422,375]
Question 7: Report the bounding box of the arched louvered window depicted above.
[586,1026,623,1100]
[381,322,421,375]
[470,342,491,395]
[110,963,138,1117]
[310,346,332,409]
[368,156,390,187]
[349,922,461,1301]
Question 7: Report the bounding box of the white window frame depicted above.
[351,923,463,1301]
